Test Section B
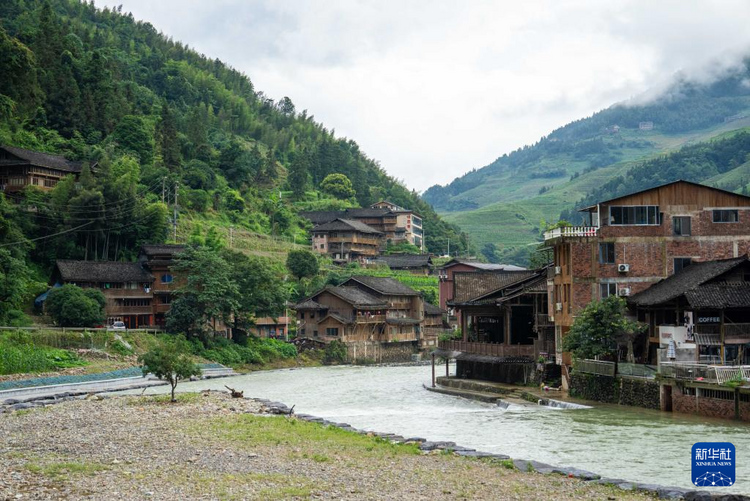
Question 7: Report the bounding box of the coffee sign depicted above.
[697,316,721,324]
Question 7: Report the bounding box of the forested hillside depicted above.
[423,58,750,265]
[0,0,471,323]
[0,0,469,259]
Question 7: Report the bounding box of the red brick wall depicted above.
[672,392,740,420]
[672,392,697,415]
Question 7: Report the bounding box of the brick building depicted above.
[544,180,750,365]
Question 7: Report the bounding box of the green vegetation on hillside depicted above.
[0,0,470,325]
[427,58,750,265]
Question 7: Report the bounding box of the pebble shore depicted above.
[0,391,670,500]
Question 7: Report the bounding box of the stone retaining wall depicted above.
[570,372,659,409]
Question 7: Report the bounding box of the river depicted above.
[134,364,750,493]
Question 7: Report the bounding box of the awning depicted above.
[694,333,721,346]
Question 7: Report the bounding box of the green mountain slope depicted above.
[425,61,750,265]
[0,0,470,267]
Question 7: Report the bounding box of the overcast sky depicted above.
[97,1,750,192]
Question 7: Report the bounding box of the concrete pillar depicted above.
[431,353,436,388]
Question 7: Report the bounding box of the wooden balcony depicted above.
[102,289,152,299]
[106,304,152,315]
[535,313,552,328]
[438,339,536,359]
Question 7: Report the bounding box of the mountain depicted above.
[0,0,471,267]
[423,61,750,265]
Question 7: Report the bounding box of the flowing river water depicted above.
[134,364,750,493]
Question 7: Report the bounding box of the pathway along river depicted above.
[135,364,750,493]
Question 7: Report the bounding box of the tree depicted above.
[286,250,319,280]
[111,115,155,165]
[287,149,310,199]
[156,103,181,170]
[45,284,105,327]
[562,296,645,363]
[320,173,355,200]
[224,250,289,329]
[139,336,201,402]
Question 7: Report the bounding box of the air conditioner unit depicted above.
[555,302,563,312]
[554,266,562,275]
[618,263,630,273]
[618,287,631,297]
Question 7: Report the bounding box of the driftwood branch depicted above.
[224,385,244,398]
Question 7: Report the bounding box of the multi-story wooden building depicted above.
[301,202,422,250]
[311,218,383,264]
[53,260,156,328]
[438,258,526,327]
[51,244,187,329]
[544,180,750,364]
[436,267,552,383]
[0,145,88,193]
[293,276,431,345]
[138,244,186,327]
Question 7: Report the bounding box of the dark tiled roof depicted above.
[345,276,420,296]
[299,211,341,225]
[628,257,748,307]
[322,312,353,325]
[451,270,537,305]
[376,254,432,269]
[312,218,382,234]
[1,145,85,173]
[685,283,750,309]
[496,274,548,304]
[424,303,446,315]
[441,258,526,271]
[344,207,393,218]
[56,260,153,283]
[322,286,389,308]
[293,299,327,310]
[140,244,187,256]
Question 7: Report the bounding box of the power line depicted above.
[0,221,94,247]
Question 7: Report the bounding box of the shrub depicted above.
[139,336,202,402]
[45,285,105,327]
[323,340,347,365]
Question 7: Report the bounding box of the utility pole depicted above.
[162,177,166,204]
[447,239,450,257]
[173,181,179,242]
[229,226,234,248]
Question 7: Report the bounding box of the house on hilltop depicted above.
[0,145,93,193]
[311,218,383,264]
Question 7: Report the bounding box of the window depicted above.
[674,258,692,274]
[313,330,319,337]
[673,216,691,236]
[326,328,339,337]
[600,282,617,298]
[598,243,615,264]
[161,274,174,284]
[609,205,660,225]
[713,209,739,223]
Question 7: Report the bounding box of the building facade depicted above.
[373,253,433,275]
[310,218,383,263]
[51,244,186,329]
[544,180,750,365]
[0,145,89,193]
[371,201,424,250]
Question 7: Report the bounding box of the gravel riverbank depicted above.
[0,392,660,500]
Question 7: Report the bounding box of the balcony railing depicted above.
[543,226,599,241]
[438,339,535,358]
[535,314,552,328]
[660,362,750,384]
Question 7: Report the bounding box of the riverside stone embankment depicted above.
[0,392,664,500]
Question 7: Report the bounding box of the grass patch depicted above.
[127,392,202,406]
[499,459,516,470]
[192,414,420,459]
[0,334,86,375]
[25,461,109,477]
